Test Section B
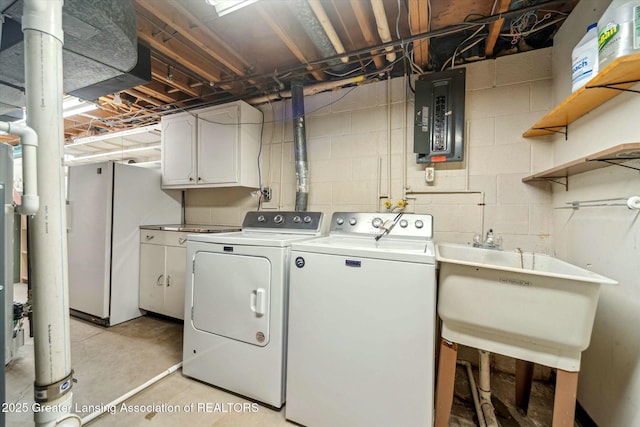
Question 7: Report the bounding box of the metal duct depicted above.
[292,80,309,211]
[0,0,143,116]
[287,0,347,71]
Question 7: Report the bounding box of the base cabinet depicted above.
[139,230,188,320]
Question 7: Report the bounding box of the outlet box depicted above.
[425,167,435,183]
[261,187,271,202]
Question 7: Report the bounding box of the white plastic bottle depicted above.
[598,0,640,70]
[572,23,599,92]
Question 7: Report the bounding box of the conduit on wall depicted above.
[291,80,309,211]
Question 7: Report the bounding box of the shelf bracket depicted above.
[592,159,640,172]
[533,125,568,140]
[537,176,568,191]
[586,80,640,94]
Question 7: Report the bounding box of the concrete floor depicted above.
[6,283,560,426]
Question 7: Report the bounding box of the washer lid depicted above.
[291,235,436,264]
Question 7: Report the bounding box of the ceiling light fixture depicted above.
[62,97,97,118]
[205,0,258,17]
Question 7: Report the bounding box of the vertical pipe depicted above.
[291,80,309,211]
[0,183,5,427]
[1,143,14,371]
[22,1,77,425]
[478,350,499,427]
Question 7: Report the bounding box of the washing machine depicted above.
[286,212,436,427]
[182,211,324,408]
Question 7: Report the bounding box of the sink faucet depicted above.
[473,228,502,250]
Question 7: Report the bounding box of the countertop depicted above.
[140,224,240,233]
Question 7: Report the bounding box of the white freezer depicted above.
[67,161,181,325]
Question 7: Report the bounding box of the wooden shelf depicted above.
[523,53,640,138]
[522,143,640,188]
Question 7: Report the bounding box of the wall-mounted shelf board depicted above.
[523,143,640,188]
[523,53,640,138]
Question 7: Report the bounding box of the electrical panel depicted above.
[413,68,466,163]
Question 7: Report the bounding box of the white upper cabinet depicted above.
[161,112,197,186]
[161,100,262,189]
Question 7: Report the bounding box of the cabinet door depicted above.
[164,245,187,320]
[139,243,166,313]
[197,105,240,185]
[161,112,197,187]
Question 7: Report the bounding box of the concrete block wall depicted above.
[185,48,555,253]
[548,1,640,425]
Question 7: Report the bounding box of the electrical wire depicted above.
[441,24,486,71]
[256,107,265,210]
[324,60,373,77]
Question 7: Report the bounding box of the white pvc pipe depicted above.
[371,0,396,62]
[22,1,75,426]
[457,360,486,427]
[0,122,39,215]
[81,362,183,425]
[478,350,499,427]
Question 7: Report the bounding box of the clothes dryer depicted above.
[182,211,323,408]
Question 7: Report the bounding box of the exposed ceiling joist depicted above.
[255,3,325,81]
[350,0,385,70]
[485,0,512,57]
[408,0,430,71]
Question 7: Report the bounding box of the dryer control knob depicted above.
[372,217,383,228]
[303,215,312,223]
[274,214,284,224]
[336,217,344,225]
[257,215,266,222]
[349,217,357,226]
[415,220,424,229]
[399,219,408,228]
[293,215,302,223]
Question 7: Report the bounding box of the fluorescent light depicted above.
[205,0,258,17]
[62,97,97,118]
[64,143,161,164]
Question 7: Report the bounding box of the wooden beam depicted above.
[349,0,384,69]
[136,0,250,78]
[136,80,189,104]
[485,0,512,57]
[408,0,429,71]
[255,4,324,81]
[136,15,227,86]
[151,56,200,97]
[123,88,167,108]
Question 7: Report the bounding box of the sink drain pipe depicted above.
[457,360,486,427]
[291,79,309,211]
[478,350,500,426]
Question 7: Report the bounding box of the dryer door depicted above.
[192,251,271,346]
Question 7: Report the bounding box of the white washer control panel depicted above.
[330,212,433,239]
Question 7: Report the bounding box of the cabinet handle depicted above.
[156,274,164,286]
[198,177,202,181]
[178,237,187,245]
[167,275,172,287]
[189,177,194,182]
[145,235,155,241]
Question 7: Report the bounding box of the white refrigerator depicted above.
[67,161,181,326]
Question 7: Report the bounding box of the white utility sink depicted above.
[436,243,617,371]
